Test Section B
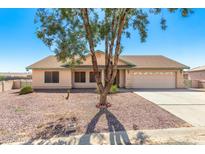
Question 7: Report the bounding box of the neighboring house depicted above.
[27,51,189,89]
[188,65,205,80]
[187,65,205,88]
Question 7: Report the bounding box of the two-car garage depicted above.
[121,55,187,89]
[125,70,176,88]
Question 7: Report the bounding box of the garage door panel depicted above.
[129,71,176,88]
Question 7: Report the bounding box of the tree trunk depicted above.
[81,8,129,108]
[81,8,104,94]
[103,9,129,94]
[99,93,107,105]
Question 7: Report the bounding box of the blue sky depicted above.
[0,8,205,72]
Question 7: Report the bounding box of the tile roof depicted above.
[189,65,205,72]
[27,56,65,69]
[121,55,189,69]
[27,54,189,69]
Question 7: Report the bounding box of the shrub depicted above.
[15,107,25,113]
[184,79,192,88]
[20,86,33,95]
[0,76,5,81]
[95,85,119,94]
[109,85,118,94]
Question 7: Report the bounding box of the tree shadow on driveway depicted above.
[79,109,131,145]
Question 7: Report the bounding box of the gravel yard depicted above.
[0,89,190,144]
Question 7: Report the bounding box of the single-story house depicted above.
[187,65,205,88]
[27,51,189,89]
[187,65,205,80]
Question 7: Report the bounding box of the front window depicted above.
[75,72,86,82]
[90,72,101,82]
[45,71,59,83]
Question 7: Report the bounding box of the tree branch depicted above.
[104,8,130,92]
[81,8,104,92]
[106,9,118,86]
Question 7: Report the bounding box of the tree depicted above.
[35,8,192,107]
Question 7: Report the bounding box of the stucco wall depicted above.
[12,80,32,89]
[13,80,21,89]
[191,80,199,88]
[199,80,205,88]
[32,69,72,89]
[119,70,125,88]
[32,69,126,89]
[176,70,185,88]
[188,71,205,80]
[125,69,184,88]
[0,80,14,92]
[32,68,185,89]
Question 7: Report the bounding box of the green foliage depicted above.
[160,17,167,30]
[20,86,33,95]
[96,85,118,94]
[184,79,192,88]
[15,107,25,113]
[110,85,118,94]
[35,8,192,63]
[181,9,194,17]
[35,9,91,65]
[0,76,5,81]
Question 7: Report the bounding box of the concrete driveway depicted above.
[134,89,205,127]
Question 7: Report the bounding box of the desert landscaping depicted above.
[0,89,190,144]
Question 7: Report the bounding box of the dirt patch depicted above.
[29,116,78,142]
[0,89,190,143]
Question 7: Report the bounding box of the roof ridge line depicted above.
[190,65,205,71]
[26,55,55,69]
[160,55,190,69]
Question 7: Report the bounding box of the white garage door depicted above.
[130,71,176,88]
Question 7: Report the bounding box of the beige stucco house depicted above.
[188,65,205,80]
[187,65,205,88]
[27,51,189,89]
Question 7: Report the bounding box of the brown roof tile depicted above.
[27,54,189,69]
[27,56,65,69]
[189,65,205,72]
[121,55,189,69]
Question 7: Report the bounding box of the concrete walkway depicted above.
[135,89,205,127]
